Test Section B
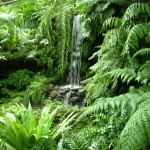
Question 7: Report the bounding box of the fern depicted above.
[102,17,121,31]
[122,3,150,23]
[56,9,67,75]
[118,100,150,150]
[133,48,150,58]
[79,86,150,149]
[56,6,73,75]
[81,86,149,118]
[123,23,150,56]
[86,2,150,99]
[37,6,53,44]
[24,74,47,104]
[105,68,136,84]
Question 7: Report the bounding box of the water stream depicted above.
[59,15,85,105]
[69,15,83,85]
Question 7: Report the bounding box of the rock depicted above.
[77,88,85,96]
[49,91,57,99]
[48,84,54,90]
[70,97,79,105]
[47,84,86,106]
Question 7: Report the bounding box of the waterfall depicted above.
[69,15,83,85]
[55,15,85,106]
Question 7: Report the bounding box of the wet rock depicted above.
[49,91,57,99]
[70,97,79,105]
[77,88,85,96]
[47,84,86,106]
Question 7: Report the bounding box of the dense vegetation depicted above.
[0,0,150,149]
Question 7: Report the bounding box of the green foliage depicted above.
[0,0,76,81]
[0,104,77,150]
[86,2,150,99]
[61,109,127,150]
[0,69,33,102]
[1,69,33,91]
[24,74,47,104]
[56,6,73,75]
[80,86,150,149]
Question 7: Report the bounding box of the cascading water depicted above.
[56,15,85,106]
[69,15,83,85]
[47,15,86,106]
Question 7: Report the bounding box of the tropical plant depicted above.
[0,0,76,82]
[73,2,150,150]
[0,103,77,150]
[86,2,150,100]
[59,107,127,150]
[79,86,150,150]
[0,69,33,91]
[24,74,47,105]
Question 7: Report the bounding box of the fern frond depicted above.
[79,88,150,120]
[123,23,150,56]
[37,6,53,44]
[102,17,121,31]
[133,48,150,58]
[139,61,150,72]
[56,9,66,74]
[105,68,136,84]
[122,3,150,23]
[56,7,73,75]
[117,99,150,150]
[137,61,150,85]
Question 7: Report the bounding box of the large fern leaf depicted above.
[80,87,150,119]
[117,99,150,150]
[122,3,150,24]
[123,23,150,56]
